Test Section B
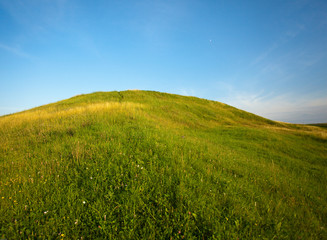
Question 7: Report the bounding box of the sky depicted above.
[0,0,327,123]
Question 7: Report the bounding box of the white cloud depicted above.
[220,90,327,124]
[178,88,196,97]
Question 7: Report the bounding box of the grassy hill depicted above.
[0,90,326,239]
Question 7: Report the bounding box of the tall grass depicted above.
[1,90,326,239]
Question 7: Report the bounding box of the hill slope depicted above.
[1,90,326,239]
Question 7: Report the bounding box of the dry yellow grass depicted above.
[262,124,327,139]
[0,102,146,128]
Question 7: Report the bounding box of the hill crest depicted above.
[1,90,327,239]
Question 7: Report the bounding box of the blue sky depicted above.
[1,0,326,123]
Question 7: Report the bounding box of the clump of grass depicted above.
[0,90,326,239]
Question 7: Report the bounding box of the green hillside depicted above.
[1,90,326,239]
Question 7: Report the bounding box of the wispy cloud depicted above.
[0,0,68,30]
[178,88,196,97]
[0,1,100,58]
[129,1,190,47]
[251,25,305,67]
[0,43,33,59]
[221,90,327,124]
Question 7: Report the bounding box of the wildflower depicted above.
[83,201,86,204]
[1,197,4,199]
[61,233,65,237]
[44,211,48,214]
[75,219,78,224]
[90,177,93,179]
[141,167,143,169]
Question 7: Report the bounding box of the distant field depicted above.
[309,123,327,129]
[1,90,326,239]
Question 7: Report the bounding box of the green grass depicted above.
[1,90,326,239]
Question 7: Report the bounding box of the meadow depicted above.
[0,90,326,239]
